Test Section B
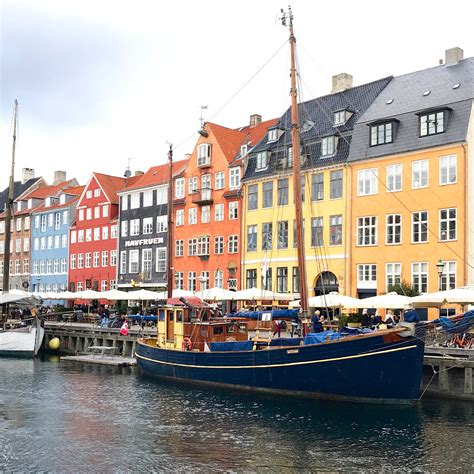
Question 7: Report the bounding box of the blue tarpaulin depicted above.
[269,337,303,346]
[128,315,158,322]
[209,340,254,351]
[435,311,474,334]
[304,330,342,345]
[230,309,299,321]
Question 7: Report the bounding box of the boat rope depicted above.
[418,358,467,400]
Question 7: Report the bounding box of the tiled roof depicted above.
[22,179,76,200]
[123,159,189,192]
[63,185,85,196]
[93,173,141,204]
[243,76,392,181]
[207,122,248,163]
[0,177,41,210]
[33,195,82,213]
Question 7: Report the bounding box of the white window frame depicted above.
[386,164,402,192]
[439,154,457,185]
[412,211,428,244]
[386,214,402,245]
[411,262,428,293]
[386,263,402,290]
[215,172,225,190]
[229,167,241,189]
[214,203,224,222]
[357,169,378,196]
[439,208,457,241]
[197,143,211,167]
[175,178,185,199]
[412,160,429,189]
[357,216,377,246]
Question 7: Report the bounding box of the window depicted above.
[262,223,272,250]
[214,270,224,289]
[201,205,210,224]
[214,236,224,254]
[440,261,456,291]
[412,160,428,188]
[101,280,107,292]
[197,143,211,166]
[188,176,198,194]
[130,219,140,236]
[440,208,456,241]
[121,221,128,237]
[188,272,196,292]
[268,129,278,142]
[197,236,210,256]
[156,187,167,205]
[256,152,268,170]
[175,272,184,290]
[386,214,402,245]
[121,195,128,211]
[94,227,100,241]
[229,167,241,189]
[292,267,299,293]
[439,154,457,185]
[129,250,139,273]
[386,263,401,290]
[93,251,100,267]
[412,211,428,243]
[120,251,127,274]
[228,235,238,254]
[176,209,184,226]
[47,236,53,249]
[329,215,342,245]
[24,216,30,230]
[86,208,91,220]
[247,225,257,251]
[277,178,288,206]
[412,262,428,293]
[262,181,273,208]
[77,282,83,292]
[70,254,76,270]
[39,259,45,273]
[188,208,197,225]
[103,205,109,218]
[201,174,211,200]
[357,264,377,284]
[176,239,184,257]
[143,217,153,235]
[102,227,108,240]
[175,178,185,199]
[229,202,238,220]
[311,217,324,247]
[143,190,153,207]
[334,110,347,125]
[199,271,210,290]
[248,185,258,210]
[387,164,402,192]
[22,258,29,274]
[311,173,324,201]
[111,225,117,238]
[276,267,288,293]
[357,169,378,196]
[142,248,152,274]
[370,122,393,146]
[215,172,225,190]
[102,251,108,267]
[321,136,336,156]
[85,253,91,268]
[41,215,46,232]
[419,110,445,136]
[110,250,117,266]
[246,269,257,289]
[277,221,288,249]
[130,193,140,209]
[33,216,39,229]
[86,190,92,199]
[78,209,84,221]
[155,215,166,233]
[0,241,4,254]
[357,216,377,246]
[214,204,224,222]
[48,213,53,227]
[94,207,100,219]
[61,234,67,248]
[330,170,343,199]
[70,231,77,244]
[77,253,84,269]
[262,268,273,291]
[94,188,100,197]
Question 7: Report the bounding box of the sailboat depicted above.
[135,9,427,402]
[0,100,44,357]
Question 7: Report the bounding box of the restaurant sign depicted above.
[124,237,164,247]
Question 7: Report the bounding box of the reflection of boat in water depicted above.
[136,9,427,403]
[0,318,44,357]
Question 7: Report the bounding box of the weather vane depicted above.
[199,105,208,129]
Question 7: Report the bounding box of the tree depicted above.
[387,280,420,297]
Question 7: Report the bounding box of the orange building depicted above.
[173,115,276,293]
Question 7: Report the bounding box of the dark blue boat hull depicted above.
[136,334,425,402]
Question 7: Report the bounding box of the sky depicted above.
[0,0,472,190]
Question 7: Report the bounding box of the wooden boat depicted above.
[135,9,426,403]
[0,318,44,357]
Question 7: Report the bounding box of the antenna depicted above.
[124,157,134,178]
[199,105,208,129]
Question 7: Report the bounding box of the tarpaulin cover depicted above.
[128,315,158,322]
[269,337,303,346]
[230,309,299,320]
[209,340,254,351]
[304,330,342,345]
[436,311,474,334]
[339,327,374,336]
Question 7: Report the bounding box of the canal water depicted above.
[1,358,473,472]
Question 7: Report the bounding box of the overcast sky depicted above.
[0,0,472,190]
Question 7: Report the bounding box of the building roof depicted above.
[233,118,279,163]
[206,122,248,163]
[122,159,189,192]
[22,179,77,200]
[0,177,41,210]
[348,57,474,162]
[93,173,141,204]
[243,76,392,181]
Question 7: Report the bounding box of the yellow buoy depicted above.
[48,337,60,351]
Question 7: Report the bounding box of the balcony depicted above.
[192,188,213,205]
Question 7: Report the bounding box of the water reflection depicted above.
[0,359,473,472]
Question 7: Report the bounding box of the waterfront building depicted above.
[1,171,77,291]
[0,168,44,290]
[173,115,275,293]
[347,48,474,318]
[68,172,140,294]
[117,161,188,291]
[241,75,391,297]
[30,185,84,303]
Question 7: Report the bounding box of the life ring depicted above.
[182,337,193,351]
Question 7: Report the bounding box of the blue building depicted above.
[30,185,82,304]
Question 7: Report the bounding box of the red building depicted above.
[68,172,140,293]
[173,115,276,293]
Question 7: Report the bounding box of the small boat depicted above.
[0,318,44,358]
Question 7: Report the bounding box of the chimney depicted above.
[53,170,67,184]
[445,47,463,65]
[134,170,144,177]
[21,168,35,184]
[332,73,353,94]
[249,114,262,127]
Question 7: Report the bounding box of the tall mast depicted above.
[281,8,309,316]
[2,99,18,294]
[166,144,174,299]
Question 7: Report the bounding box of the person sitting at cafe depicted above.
[384,310,395,327]
[361,309,371,327]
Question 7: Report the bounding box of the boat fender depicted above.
[182,337,193,351]
[398,322,415,337]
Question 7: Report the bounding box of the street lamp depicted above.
[436,259,445,291]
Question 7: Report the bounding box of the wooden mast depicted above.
[282,8,309,317]
[2,99,18,295]
[166,144,174,299]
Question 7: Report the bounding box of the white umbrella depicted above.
[195,287,236,301]
[127,289,161,300]
[0,292,36,304]
[73,290,102,300]
[352,292,412,309]
[231,287,294,301]
[289,292,360,308]
[172,289,196,298]
[99,289,130,300]
[410,285,474,307]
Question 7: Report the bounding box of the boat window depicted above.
[226,324,235,334]
[159,310,165,321]
[176,310,183,322]
[200,328,207,337]
[213,326,224,335]
[169,313,174,322]
[238,325,247,334]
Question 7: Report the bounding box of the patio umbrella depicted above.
[73,290,102,300]
[352,292,412,309]
[195,287,236,301]
[99,289,130,300]
[289,292,360,308]
[127,289,161,300]
[231,287,294,301]
[410,285,474,307]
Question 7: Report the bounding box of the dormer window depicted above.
[197,143,211,167]
[419,109,447,137]
[321,136,337,157]
[60,194,66,204]
[240,144,248,157]
[268,129,278,142]
[27,198,33,208]
[256,151,268,171]
[17,201,22,211]
[370,121,394,146]
[86,190,92,199]
[334,111,346,126]
[45,197,51,207]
